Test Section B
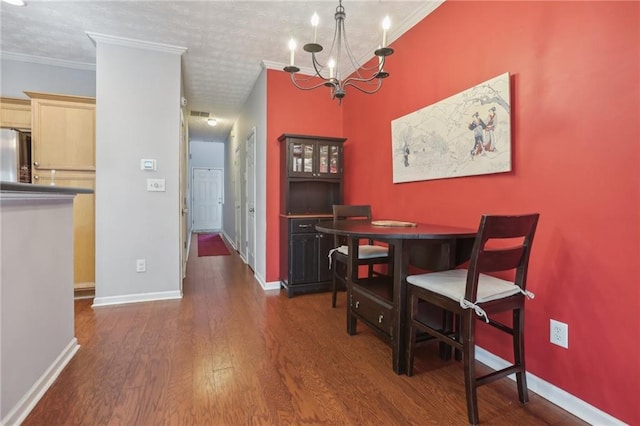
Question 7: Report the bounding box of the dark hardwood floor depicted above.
[23,235,586,425]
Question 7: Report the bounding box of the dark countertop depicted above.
[0,181,93,195]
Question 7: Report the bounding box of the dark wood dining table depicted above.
[316,219,477,375]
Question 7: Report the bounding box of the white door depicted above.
[179,112,188,281]
[234,146,241,251]
[192,167,223,231]
[246,128,256,270]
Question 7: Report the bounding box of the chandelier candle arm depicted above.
[283,0,394,103]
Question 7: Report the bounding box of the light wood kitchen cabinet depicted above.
[26,91,96,292]
[25,91,95,171]
[0,97,31,130]
[34,171,95,290]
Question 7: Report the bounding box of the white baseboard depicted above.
[475,346,624,425]
[254,271,280,291]
[1,338,80,426]
[92,290,182,307]
[221,231,236,251]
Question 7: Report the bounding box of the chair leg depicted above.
[513,308,529,404]
[406,294,418,376]
[462,311,479,425]
[331,269,338,308]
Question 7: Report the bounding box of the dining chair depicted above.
[406,213,539,425]
[330,204,391,308]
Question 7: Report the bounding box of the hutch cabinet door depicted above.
[288,139,316,178]
[317,231,334,282]
[316,141,343,178]
[289,233,319,284]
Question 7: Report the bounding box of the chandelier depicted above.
[283,0,394,103]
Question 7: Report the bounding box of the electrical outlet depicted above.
[550,319,568,348]
[136,259,146,273]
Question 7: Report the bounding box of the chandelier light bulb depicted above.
[311,12,319,42]
[288,38,297,66]
[382,15,391,47]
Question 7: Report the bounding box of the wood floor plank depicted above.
[22,235,587,425]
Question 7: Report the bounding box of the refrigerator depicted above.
[0,128,31,183]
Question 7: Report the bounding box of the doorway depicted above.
[192,167,223,231]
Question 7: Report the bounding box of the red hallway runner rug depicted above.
[198,233,231,257]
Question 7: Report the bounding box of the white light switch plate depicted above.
[141,159,157,171]
[147,178,166,192]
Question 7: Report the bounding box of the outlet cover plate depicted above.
[550,319,569,348]
[136,259,146,273]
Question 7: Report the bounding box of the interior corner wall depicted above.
[342,1,639,424]
[265,69,344,283]
[94,41,182,303]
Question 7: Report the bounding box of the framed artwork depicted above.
[391,72,511,183]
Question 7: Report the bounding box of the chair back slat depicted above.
[476,247,526,273]
[466,214,539,301]
[333,205,372,221]
[333,205,373,246]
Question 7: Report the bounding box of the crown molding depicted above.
[0,51,95,71]
[86,32,187,56]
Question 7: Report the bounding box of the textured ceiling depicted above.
[1,1,441,142]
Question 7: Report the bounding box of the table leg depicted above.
[346,236,357,335]
[392,239,409,375]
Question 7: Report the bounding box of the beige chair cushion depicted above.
[407,269,533,321]
[336,244,388,259]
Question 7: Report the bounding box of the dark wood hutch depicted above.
[279,133,346,297]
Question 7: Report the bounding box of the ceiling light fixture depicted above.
[283,0,393,104]
[2,0,27,6]
[207,118,217,127]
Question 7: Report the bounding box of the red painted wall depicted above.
[265,69,343,282]
[341,1,639,424]
[265,2,638,422]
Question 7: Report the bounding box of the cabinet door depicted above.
[316,141,343,178]
[30,96,95,171]
[288,139,317,178]
[34,170,95,290]
[290,233,319,284]
[317,232,333,282]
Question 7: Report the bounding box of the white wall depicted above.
[190,140,224,168]
[228,68,272,288]
[1,193,79,425]
[0,57,95,99]
[92,35,185,305]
